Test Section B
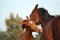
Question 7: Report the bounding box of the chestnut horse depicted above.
[18,17,42,40]
[30,4,60,40]
[18,21,34,40]
[18,16,42,40]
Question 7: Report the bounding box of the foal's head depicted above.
[22,16,42,33]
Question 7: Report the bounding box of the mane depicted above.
[22,20,29,29]
[38,8,50,21]
[56,16,60,19]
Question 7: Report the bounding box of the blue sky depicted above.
[0,0,60,31]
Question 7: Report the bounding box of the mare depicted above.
[30,4,60,40]
[18,20,34,40]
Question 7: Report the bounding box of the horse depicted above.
[30,4,60,40]
[18,20,35,40]
[22,4,60,40]
[18,24,34,40]
[18,16,42,40]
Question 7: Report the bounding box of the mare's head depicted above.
[30,4,50,24]
[30,4,40,25]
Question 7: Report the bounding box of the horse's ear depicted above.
[30,4,40,24]
[26,16,28,19]
[34,4,38,10]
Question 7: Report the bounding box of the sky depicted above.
[0,0,60,31]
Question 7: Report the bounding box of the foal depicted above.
[18,22,34,40]
[18,16,42,40]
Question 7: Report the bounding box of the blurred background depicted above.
[0,0,60,40]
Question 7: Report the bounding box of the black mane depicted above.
[38,8,50,21]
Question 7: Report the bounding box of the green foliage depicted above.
[6,13,22,31]
[0,31,9,40]
[4,12,23,40]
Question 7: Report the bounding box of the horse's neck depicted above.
[18,28,34,40]
[40,17,54,40]
[24,28,34,40]
[40,19,46,27]
[41,16,54,27]
[25,28,32,36]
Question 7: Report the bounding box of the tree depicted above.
[0,31,8,40]
[5,13,23,40]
